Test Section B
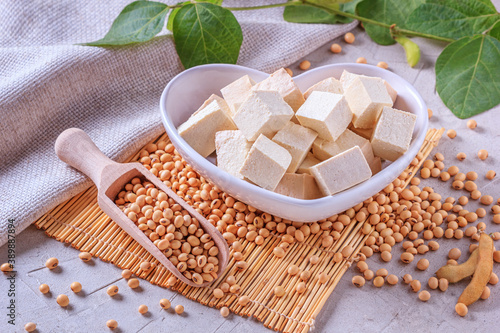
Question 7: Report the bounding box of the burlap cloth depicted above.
[0,0,358,246]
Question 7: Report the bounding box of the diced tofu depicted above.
[369,156,382,175]
[192,94,231,118]
[344,76,393,129]
[339,70,359,91]
[312,129,375,164]
[252,68,305,111]
[178,100,237,157]
[233,90,294,141]
[274,173,323,200]
[384,81,398,103]
[371,106,417,161]
[348,123,374,140]
[215,130,252,179]
[341,70,397,103]
[272,122,318,173]
[303,77,343,99]
[220,75,256,116]
[297,152,321,175]
[310,146,372,196]
[295,91,352,141]
[239,134,292,191]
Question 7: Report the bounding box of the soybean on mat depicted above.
[34,128,444,333]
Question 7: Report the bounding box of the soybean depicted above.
[455,303,468,317]
[138,304,148,314]
[106,319,118,329]
[57,294,69,307]
[128,278,140,289]
[39,284,50,294]
[24,322,37,332]
[71,282,82,293]
[220,307,230,317]
[419,290,431,302]
[274,286,285,297]
[0,263,12,272]
[330,43,342,53]
[386,274,398,285]
[344,32,355,44]
[45,257,59,270]
[410,280,421,292]
[373,276,384,287]
[79,252,92,262]
[107,285,119,296]
[417,258,429,271]
[160,298,171,309]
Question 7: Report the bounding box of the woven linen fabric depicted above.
[0,0,357,246]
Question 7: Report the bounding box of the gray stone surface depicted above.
[2,24,500,333]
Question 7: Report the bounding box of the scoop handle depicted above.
[55,128,116,186]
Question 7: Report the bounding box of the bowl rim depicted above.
[160,63,428,211]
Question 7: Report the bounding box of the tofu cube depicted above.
[220,75,256,116]
[252,68,305,111]
[192,94,231,117]
[240,134,292,191]
[272,122,318,173]
[344,76,393,129]
[348,123,374,140]
[297,152,321,175]
[310,146,372,196]
[274,173,323,200]
[178,100,236,157]
[340,70,397,103]
[296,91,352,141]
[312,129,374,162]
[233,90,294,141]
[368,156,382,175]
[215,130,252,179]
[303,77,343,99]
[371,106,417,161]
[385,81,398,103]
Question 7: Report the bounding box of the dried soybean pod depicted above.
[457,233,494,306]
[395,36,420,67]
[435,249,479,283]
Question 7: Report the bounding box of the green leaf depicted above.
[340,0,363,15]
[357,0,425,45]
[168,1,222,32]
[167,2,188,32]
[436,35,500,119]
[283,0,362,24]
[406,0,500,40]
[488,20,500,40]
[83,1,168,46]
[172,3,243,69]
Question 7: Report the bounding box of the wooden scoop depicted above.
[55,128,229,287]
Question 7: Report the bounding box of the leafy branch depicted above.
[81,0,500,119]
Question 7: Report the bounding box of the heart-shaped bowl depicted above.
[160,63,428,222]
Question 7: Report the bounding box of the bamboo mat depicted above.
[34,128,444,333]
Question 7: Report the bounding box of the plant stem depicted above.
[223,0,455,43]
[224,1,302,11]
[304,1,455,43]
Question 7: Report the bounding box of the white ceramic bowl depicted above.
[160,64,428,222]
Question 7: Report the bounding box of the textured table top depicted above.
[1,26,499,333]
